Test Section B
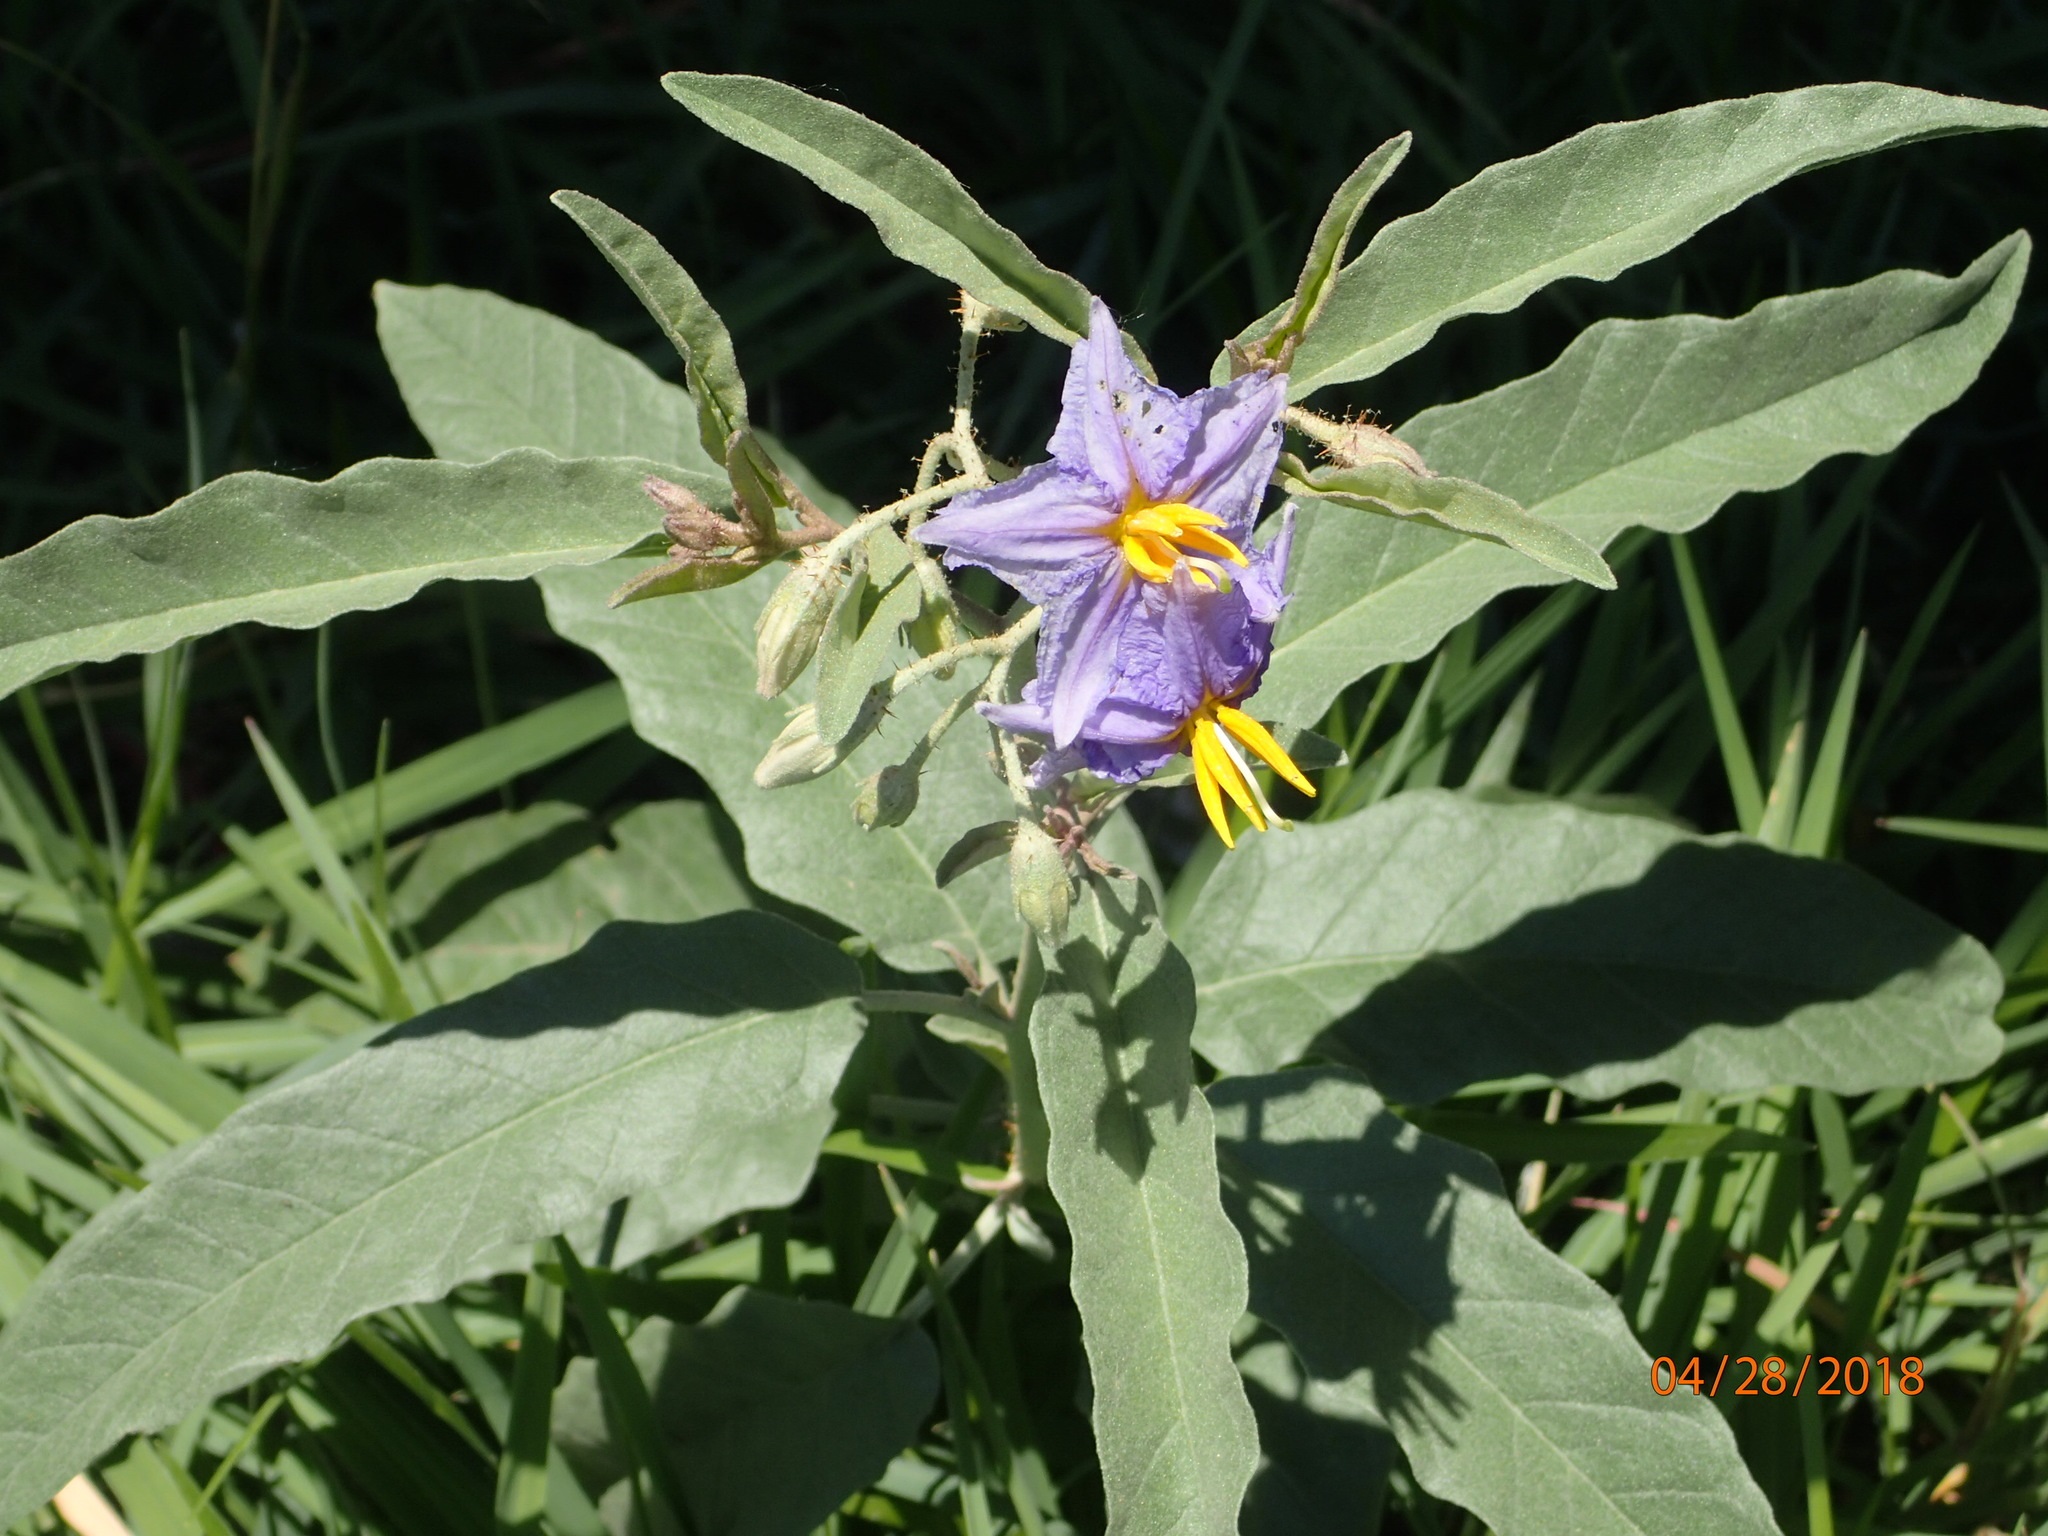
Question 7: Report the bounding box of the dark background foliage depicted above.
[6,0,2047,928]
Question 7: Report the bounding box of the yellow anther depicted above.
[1215,706,1317,798]
[1184,699,1315,847]
[1098,496,1249,586]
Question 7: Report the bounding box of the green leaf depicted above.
[1213,1068,1780,1536]
[142,681,630,938]
[550,191,750,468]
[373,281,722,474]
[1183,790,2001,1101]
[1224,133,1410,372]
[1257,233,2030,725]
[0,913,864,1531]
[1279,82,2047,398]
[1404,1110,1800,1168]
[553,1288,938,1536]
[0,945,240,1143]
[393,799,751,1003]
[537,562,1020,973]
[1030,877,1258,1536]
[1278,459,1613,589]
[812,531,922,746]
[1877,815,2048,854]
[0,450,687,702]
[1236,1334,1391,1536]
[662,72,1094,343]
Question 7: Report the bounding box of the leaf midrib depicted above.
[0,536,636,671]
[1231,1170,1667,1536]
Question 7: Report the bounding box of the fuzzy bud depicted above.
[1008,818,1072,945]
[853,762,920,829]
[754,552,844,697]
[752,691,888,789]
[1320,419,1428,477]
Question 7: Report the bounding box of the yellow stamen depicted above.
[1215,706,1317,798]
[1098,493,1249,586]
[1183,699,1315,847]
[1193,718,1266,834]
[1190,726,1234,849]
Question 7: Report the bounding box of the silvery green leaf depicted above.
[538,562,1019,973]
[934,820,1016,888]
[550,190,751,467]
[1257,232,2029,725]
[0,915,863,1531]
[1183,790,2001,1100]
[1224,132,1409,372]
[373,281,721,474]
[393,800,751,1003]
[812,530,922,745]
[1031,877,1258,1536]
[1271,83,2047,397]
[663,72,1094,343]
[1279,458,1613,590]
[1237,1333,1392,1536]
[553,1289,937,1536]
[0,450,683,701]
[1213,1068,1781,1536]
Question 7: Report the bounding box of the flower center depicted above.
[1099,493,1249,588]
[1183,699,1316,848]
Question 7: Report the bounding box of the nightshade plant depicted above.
[0,69,2043,1536]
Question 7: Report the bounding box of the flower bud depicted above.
[853,762,920,829]
[754,552,844,697]
[1323,419,1428,476]
[752,689,888,789]
[1008,818,1071,945]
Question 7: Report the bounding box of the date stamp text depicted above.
[1652,1355,1924,1398]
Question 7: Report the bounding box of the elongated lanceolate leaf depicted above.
[663,72,1094,343]
[1183,790,2001,1101]
[1226,133,1410,371]
[1031,877,1258,1536]
[550,191,750,467]
[1213,1069,1780,1536]
[0,450,685,701]
[1258,232,2029,724]
[1279,459,1613,590]
[0,915,864,1530]
[553,1289,937,1536]
[374,282,723,474]
[538,562,1019,973]
[1275,82,2046,397]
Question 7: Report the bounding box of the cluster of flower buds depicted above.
[610,431,842,609]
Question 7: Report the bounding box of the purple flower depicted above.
[917,297,1288,748]
[984,514,1315,848]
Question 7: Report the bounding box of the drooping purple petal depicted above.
[1239,506,1295,626]
[1043,567,1144,748]
[914,461,1119,607]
